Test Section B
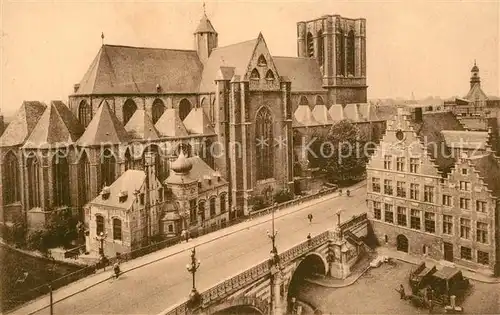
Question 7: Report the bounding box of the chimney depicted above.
[413,107,423,123]
[73,84,80,93]
[213,171,221,182]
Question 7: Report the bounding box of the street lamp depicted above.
[95,231,107,258]
[48,256,56,315]
[186,247,201,309]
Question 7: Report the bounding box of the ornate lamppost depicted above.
[186,247,201,309]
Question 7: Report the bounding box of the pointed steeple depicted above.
[155,108,189,137]
[470,60,480,88]
[0,101,46,147]
[194,3,218,64]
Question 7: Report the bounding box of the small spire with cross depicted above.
[203,2,206,15]
[101,32,105,45]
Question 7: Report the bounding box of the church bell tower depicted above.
[194,5,218,65]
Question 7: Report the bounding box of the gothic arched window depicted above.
[100,149,116,188]
[307,32,314,58]
[250,68,260,80]
[336,29,345,75]
[27,154,41,209]
[265,70,275,81]
[3,151,20,205]
[346,30,355,76]
[78,150,91,206]
[255,107,274,180]
[299,96,309,106]
[317,30,324,65]
[315,96,325,105]
[123,99,137,125]
[124,148,133,171]
[78,100,91,127]
[152,99,165,124]
[179,99,192,121]
[53,153,70,207]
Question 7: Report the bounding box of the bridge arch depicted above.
[205,296,268,315]
[286,252,328,313]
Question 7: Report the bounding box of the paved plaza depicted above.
[298,261,500,314]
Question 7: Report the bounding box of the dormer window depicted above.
[118,190,128,203]
[101,186,111,200]
[265,70,275,81]
[257,55,267,67]
[250,68,260,80]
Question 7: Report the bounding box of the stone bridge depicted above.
[159,213,369,315]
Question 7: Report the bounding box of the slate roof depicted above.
[410,112,465,174]
[89,170,146,210]
[273,56,324,92]
[183,108,215,135]
[23,101,84,149]
[124,109,160,141]
[195,14,217,34]
[328,104,345,121]
[441,130,489,151]
[165,156,226,188]
[75,45,203,95]
[294,105,320,126]
[199,38,258,92]
[312,105,333,124]
[78,100,130,146]
[0,101,47,147]
[469,154,500,198]
[154,108,189,137]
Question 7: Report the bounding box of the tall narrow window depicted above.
[143,145,163,182]
[409,158,419,173]
[3,151,20,204]
[189,199,197,225]
[317,30,324,65]
[384,204,394,223]
[424,186,434,203]
[220,193,227,213]
[198,200,206,222]
[152,99,165,124]
[371,177,380,193]
[384,155,392,169]
[424,212,436,233]
[209,197,216,217]
[113,218,122,240]
[124,148,133,171]
[397,207,407,226]
[78,100,91,127]
[96,215,104,235]
[255,107,274,180]
[100,149,116,188]
[53,153,70,207]
[346,30,355,75]
[410,209,421,230]
[460,218,471,239]
[265,70,275,81]
[307,32,314,58]
[27,155,41,209]
[476,222,488,244]
[179,99,192,121]
[373,201,381,220]
[123,99,137,125]
[336,28,345,75]
[78,151,91,206]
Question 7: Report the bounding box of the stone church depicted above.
[0,11,380,238]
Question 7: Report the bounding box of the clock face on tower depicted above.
[396,130,405,141]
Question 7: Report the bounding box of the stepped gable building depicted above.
[1,10,390,243]
[366,106,500,276]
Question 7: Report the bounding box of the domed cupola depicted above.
[170,151,192,174]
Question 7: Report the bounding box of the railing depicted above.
[162,230,331,315]
[338,213,368,232]
[7,188,341,313]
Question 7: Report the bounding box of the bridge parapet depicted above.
[338,213,368,233]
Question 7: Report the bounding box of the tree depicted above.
[315,119,368,183]
[273,189,293,204]
[45,209,78,248]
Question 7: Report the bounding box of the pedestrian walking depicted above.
[395,284,405,299]
[307,213,313,224]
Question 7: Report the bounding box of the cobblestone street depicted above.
[298,262,500,314]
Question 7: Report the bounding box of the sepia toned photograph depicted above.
[0,1,499,314]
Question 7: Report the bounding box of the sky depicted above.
[1,0,499,116]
